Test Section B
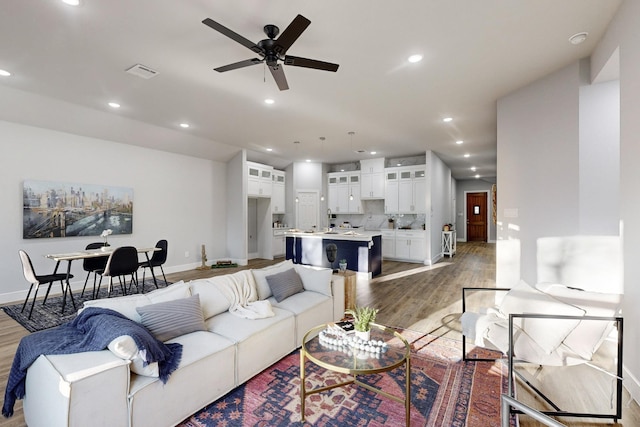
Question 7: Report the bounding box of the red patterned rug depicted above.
[179,330,512,426]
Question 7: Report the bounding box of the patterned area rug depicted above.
[1,279,171,332]
[179,330,514,427]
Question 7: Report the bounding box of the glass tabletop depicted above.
[302,323,410,375]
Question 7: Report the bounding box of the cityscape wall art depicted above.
[23,179,133,239]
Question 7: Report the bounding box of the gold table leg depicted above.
[300,349,306,422]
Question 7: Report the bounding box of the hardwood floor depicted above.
[0,242,637,426]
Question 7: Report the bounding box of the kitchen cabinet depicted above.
[272,229,286,257]
[384,170,399,213]
[381,229,425,262]
[328,172,362,213]
[247,162,273,197]
[360,158,385,199]
[271,170,285,213]
[381,230,396,259]
[385,166,425,214]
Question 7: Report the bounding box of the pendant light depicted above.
[319,137,326,202]
[348,132,355,200]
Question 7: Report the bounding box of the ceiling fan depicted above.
[202,14,339,91]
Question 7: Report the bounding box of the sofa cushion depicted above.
[294,264,333,297]
[136,294,206,342]
[252,259,294,300]
[189,278,232,319]
[82,294,150,323]
[146,280,191,303]
[266,268,304,302]
[535,283,622,360]
[499,280,585,354]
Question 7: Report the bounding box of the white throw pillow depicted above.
[252,259,294,300]
[294,264,333,297]
[536,283,622,360]
[499,280,585,354]
[107,335,159,377]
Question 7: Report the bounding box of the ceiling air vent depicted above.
[125,64,159,79]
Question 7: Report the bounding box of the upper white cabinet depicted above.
[247,161,273,197]
[328,172,362,213]
[385,166,426,214]
[360,158,385,199]
[271,170,285,213]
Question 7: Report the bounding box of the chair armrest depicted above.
[462,287,511,313]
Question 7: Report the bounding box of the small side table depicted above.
[339,270,357,311]
[442,230,456,257]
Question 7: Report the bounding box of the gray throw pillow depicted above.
[136,294,206,342]
[266,268,305,302]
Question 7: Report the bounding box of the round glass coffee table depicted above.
[300,323,411,425]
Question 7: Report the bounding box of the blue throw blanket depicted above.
[2,307,182,417]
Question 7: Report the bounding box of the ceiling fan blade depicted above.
[269,64,289,91]
[273,14,311,55]
[202,18,263,55]
[284,55,339,72]
[214,58,262,73]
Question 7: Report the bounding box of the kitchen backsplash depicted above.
[331,200,426,230]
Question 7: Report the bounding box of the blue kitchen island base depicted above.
[285,232,382,277]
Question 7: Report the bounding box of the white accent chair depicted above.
[461,235,624,422]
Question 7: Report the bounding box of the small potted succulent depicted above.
[345,306,379,341]
[338,259,347,273]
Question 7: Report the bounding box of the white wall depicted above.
[591,0,640,403]
[426,151,452,264]
[226,151,246,264]
[579,77,620,235]
[0,120,226,303]
[496,61,581,286]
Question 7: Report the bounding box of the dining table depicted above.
[45,246,161,313]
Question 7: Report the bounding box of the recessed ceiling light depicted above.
[0,69,11,77]
[179,123,190,128]
[470,166,477,171]
[266,148,273,152]
[475,174,480,179]
[464,153,470,158]
[305,159,311,163]
[442,117,453,123]
[456,140,463,145]
[264,99,275,105]
[408,54,423,63]
[397,163,402,167]
[108,102,120,108]
[370,151,377,155]
[61,0,81,5]
[569,32,588,45]
[340,169,345,172]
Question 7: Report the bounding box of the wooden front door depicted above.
[466,192,487,242]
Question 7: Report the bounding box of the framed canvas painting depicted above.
[23,179,133,239]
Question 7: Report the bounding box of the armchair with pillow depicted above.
[460,235,624,422]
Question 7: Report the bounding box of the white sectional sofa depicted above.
[21,260,344,427]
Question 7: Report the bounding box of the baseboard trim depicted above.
[624,364,640,405]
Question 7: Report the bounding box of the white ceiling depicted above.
[0,0,621,181]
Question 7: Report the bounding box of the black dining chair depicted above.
[96,246,139,298]
[138,239,168,289]
[18,250,75,319]
[80,242,110,299]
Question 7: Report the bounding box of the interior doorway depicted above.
[466,191,488,242]
[296,191,319,231]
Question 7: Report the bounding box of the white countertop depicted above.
[284,229,381,241]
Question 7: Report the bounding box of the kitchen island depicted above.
[285,230,382,277]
